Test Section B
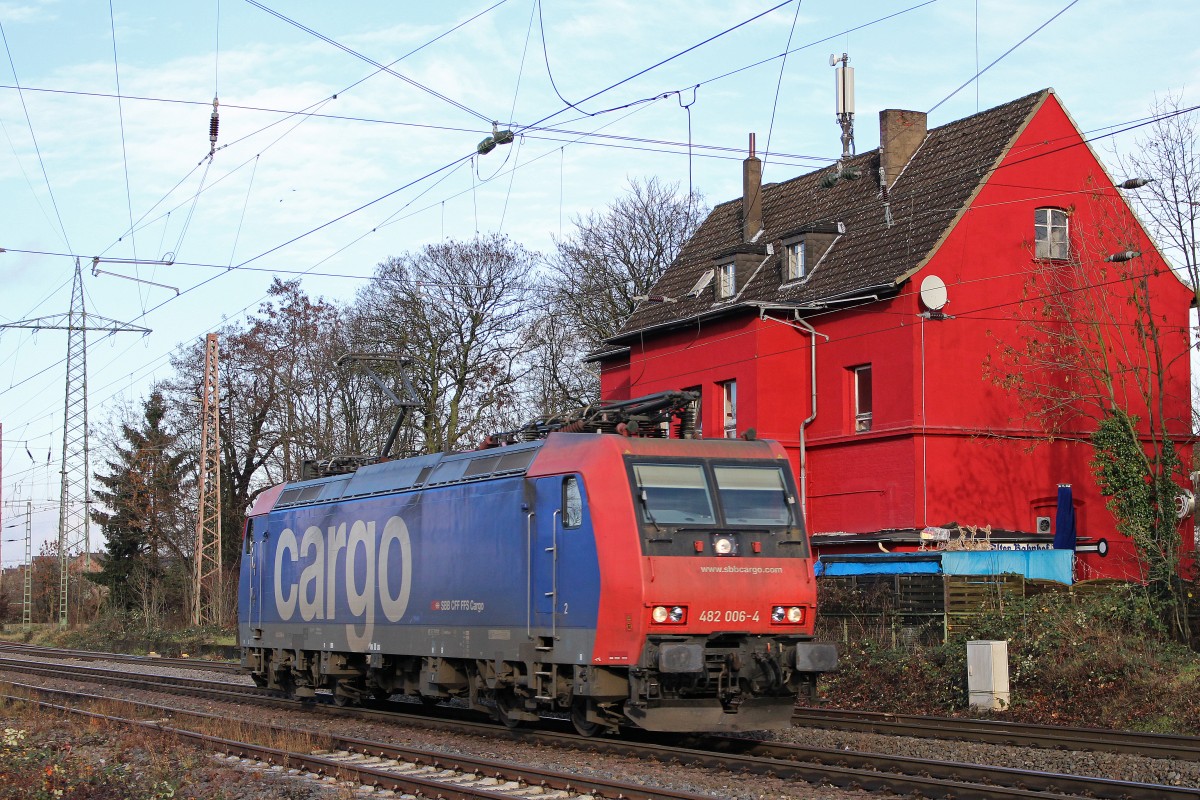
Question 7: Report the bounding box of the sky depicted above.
[1,0,1198,564]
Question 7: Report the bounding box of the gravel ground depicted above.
[4,655,1199,797]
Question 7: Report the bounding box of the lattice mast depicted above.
[57,262,90,626]
[193,333,223,626]
[0,259,149,626]
[23,501,32,628]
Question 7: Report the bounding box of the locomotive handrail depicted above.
[549,509,560,643]
[525,511,534,639]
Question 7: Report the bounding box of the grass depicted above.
[0,686,342,799]
[817,585,1200,733]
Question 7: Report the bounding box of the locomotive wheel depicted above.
[570,698,603,737]
[493,689,525,729]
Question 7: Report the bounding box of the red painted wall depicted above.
[601,93,1194,580]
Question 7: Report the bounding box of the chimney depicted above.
[742,133,763,242]
[878,109,927,188]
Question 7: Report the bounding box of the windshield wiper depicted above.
[638,488,662,533]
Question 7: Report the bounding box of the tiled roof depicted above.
[610,89,1049,341]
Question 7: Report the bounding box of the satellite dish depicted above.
[919,274,948,311]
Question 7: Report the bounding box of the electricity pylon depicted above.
[193,333,222,626]
[0,259,149,626]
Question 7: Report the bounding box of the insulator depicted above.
[493,129,515,145]
[477,136,496,156]
[209,97,220,150]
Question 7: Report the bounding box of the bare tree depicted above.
[539,177,707,405]
[985,188,1193,637]
[549,176,707,348]
[352,234,540,452]
[1117,93,1200,303]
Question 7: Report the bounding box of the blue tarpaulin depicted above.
[941,550,1073,584]
[815,559,941,576]
[815,550,1074,583]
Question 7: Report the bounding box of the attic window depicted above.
[783,238,807,282]
[716,261,736,299]
[1035,208,1069,260]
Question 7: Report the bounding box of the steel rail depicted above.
[709,736,1200,800]
[0,640,241,673]
[4,661,1194,800]
[795,707,1200,762]
[1,684,712,800]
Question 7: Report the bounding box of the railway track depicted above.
[0,640,241,674]
[795,707,1200,762]
[3,650,1196,798]
[3,683,706,800]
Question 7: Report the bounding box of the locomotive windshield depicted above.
[632,463,716,525]
[630,460,797,528]
[713,466,792,525]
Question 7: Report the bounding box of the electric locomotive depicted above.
[239,392,836,734]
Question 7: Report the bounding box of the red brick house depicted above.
[594,89,1194,581]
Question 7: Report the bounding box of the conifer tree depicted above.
[91,390,193,625]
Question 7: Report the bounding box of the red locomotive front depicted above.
[530,433,836,733]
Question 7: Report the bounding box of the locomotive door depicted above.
[248,518,264,631]
[530,478,561,636]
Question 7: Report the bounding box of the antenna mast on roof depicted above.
[831,53,855,162]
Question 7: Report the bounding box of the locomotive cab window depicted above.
[243,519,255,555]
[714,466,792,526]
[632,463,716,525]
[563,476,583,528]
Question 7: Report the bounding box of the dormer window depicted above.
[783,238,807,282]
[717,261,736,299]
[1035,208,1069,260]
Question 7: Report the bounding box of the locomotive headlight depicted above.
[714,536,734,555]
[772,605,805,625]
[651,605,687,624]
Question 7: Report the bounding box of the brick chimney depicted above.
[742,133,763,242]
[878,109,927,188]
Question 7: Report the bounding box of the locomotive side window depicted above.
[563,476,583,528]
[243,519,255,555]
[714,466,792,525]
[632,464,716,525]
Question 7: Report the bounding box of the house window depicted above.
[853,365,872,432]
[717,261,736,298]
[683,386,702,438]
[1035,207,1069,260]
[721,380,737,438]
[784,239,806,281]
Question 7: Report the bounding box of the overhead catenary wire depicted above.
[243,0,495,124]
[2,95,1190,419]
[928,0,1082,115]
[108,0,144,314]
[0,19,72,252]
[0,1,1187,473]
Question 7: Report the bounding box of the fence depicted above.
[816,573,1123,645]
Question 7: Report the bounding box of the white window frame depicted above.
[722,380,737,438]
[1035,207,1069,260]
[783,238,806,282]
[716,261,736,299]
[853,365,872,433]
